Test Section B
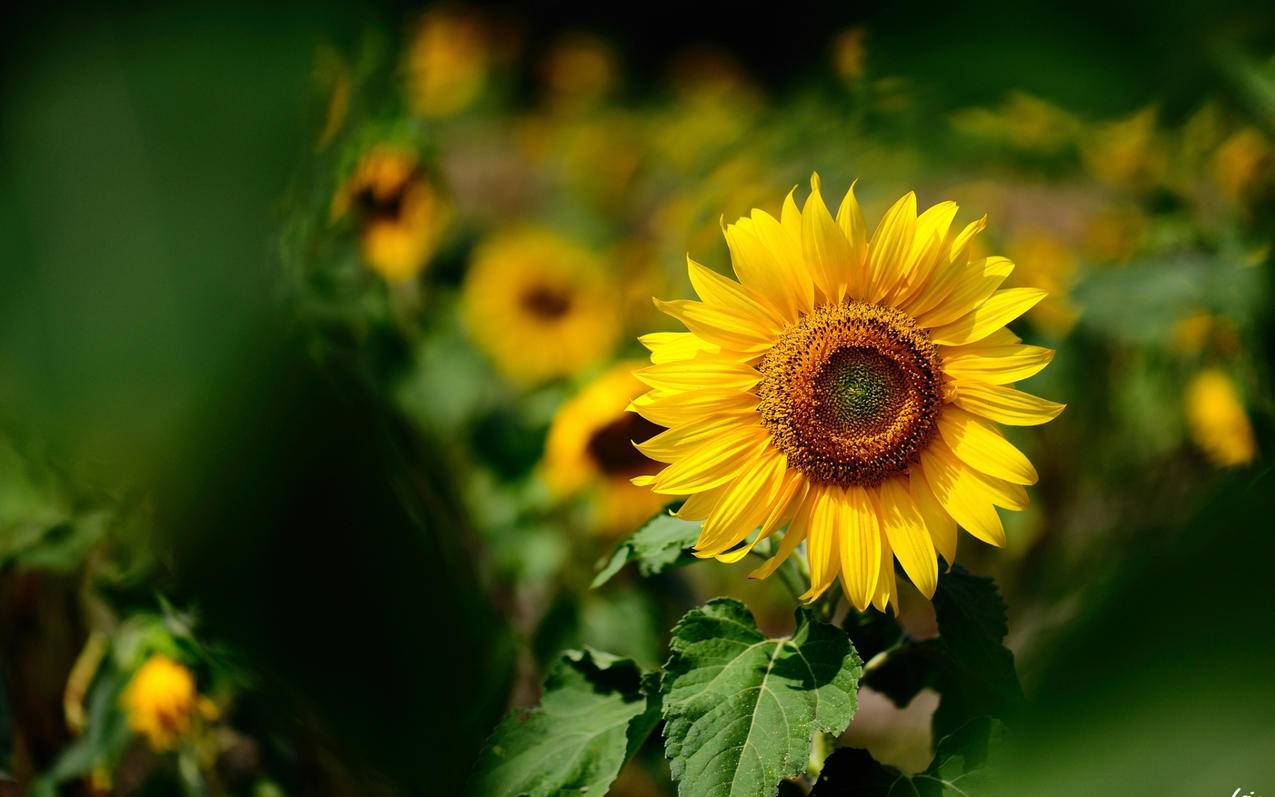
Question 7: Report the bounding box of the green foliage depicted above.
[661,598,863,797]
[470,648,659,797]
[591,510,702,588]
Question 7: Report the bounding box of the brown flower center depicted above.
[520,284,573,320]
[757,301,944,486]
[587,412,662,476]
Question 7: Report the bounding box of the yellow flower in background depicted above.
[631,176,1063,610]
[950,92,1083,155]
[331,146,451,282]
[120,655,216,751]
[831,27,868,84]
[1003,230,1079,338]
[543,361,666,534]
[405,9,490,118]
[462,227,620,385]
[1213,127,1273,208]
[541,33,619,109]
[1082,107,1167,191]
[1185,369,1257,468]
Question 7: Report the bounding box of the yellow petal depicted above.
[654,298,776,353]
[914,256,1015,329]
[635,359,760,394]
[866,191,917,302]
[638,331,717,364]
[918,444,1005,547]
[954,381,1066,426]
[938,406,1039,485]
[835,179,870,295]
[630,387,756,427]
[877,479,938,598]
[889,201,960,306]
[802,174,854,303]
[800,486,842,602]
[752,206,815,315]
[910,472,956,566]
[871,529,898,613]
[674,484,726,520]
[696,450,788,554]
[928,288,1047,346]
[638,414,756,463]
[686,257,784,330]
[723,217,799,321]
[714,470,807,564]
[947,214,987,263]
[649,428,764,494]
[836,485,882,611]
[748,490,814,579]
[941,344,1054,385]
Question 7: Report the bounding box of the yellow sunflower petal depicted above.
[638,414,755,463]
[835,180,870,294]
[941,344,1054,385]
[910,472,956,566]
[630,387,756,427]
[802,174,855,303]
[928,287,1047,346]
[696,450,788,554]
[800,486,842,602]
[649,428,764,494]
[638,331,717,364]
[654,298,776,353]
[866,191,917,302]
[751,207,814,316]
[947,214,987,263]
[918,445,1005,547]
[723,217,800,321]
[871,531,898,613]
[686,257,785,330]
[748,490,814,579]
[635,359,760,394]
[713,470,807,564]
[674,485,726,520]
[914,256,1015,329]
[837,485,882,612]
[890,201,960,306]
[877,478,938,598]
[954,381,1066,426]
[938,406,1039,485]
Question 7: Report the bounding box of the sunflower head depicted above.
[632,175,1064,611]
[543,361,665,534]
[332,146,451,282]
[405,9,490,118]
[1185,369,1256,468]
[462,227,620,385]
[120,654,216,751]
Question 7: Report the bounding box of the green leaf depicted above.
[591,510,702,588]
[469,648,657,797]
[661,598,863,797]
[930,566,1023,738]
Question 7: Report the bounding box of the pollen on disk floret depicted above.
[757,301,945,487]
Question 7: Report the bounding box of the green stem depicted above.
[807,730,833,780]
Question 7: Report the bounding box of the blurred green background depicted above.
[2,1,1274,795]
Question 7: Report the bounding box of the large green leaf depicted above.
[469,648,658,797]
[591,510,701,588]
[661,598,863,797]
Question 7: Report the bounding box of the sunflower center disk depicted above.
[587,413,662,477]
[758,302,945,487]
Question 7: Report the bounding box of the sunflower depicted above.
[1185,369,1256,468]
[462,227,621,385]
[631,176,1064,611]
[120,654,217,751]
[543,361,666,534]
[405,9,490,118]
[331,146,450,282]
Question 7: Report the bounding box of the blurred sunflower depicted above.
[543,361,666,534]
[331,145,450,282]
[462,227,620,384]
[1185,369,1256,467]
[631,176,1063,610]
[120,654,217,751]
[405,9,490,118]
